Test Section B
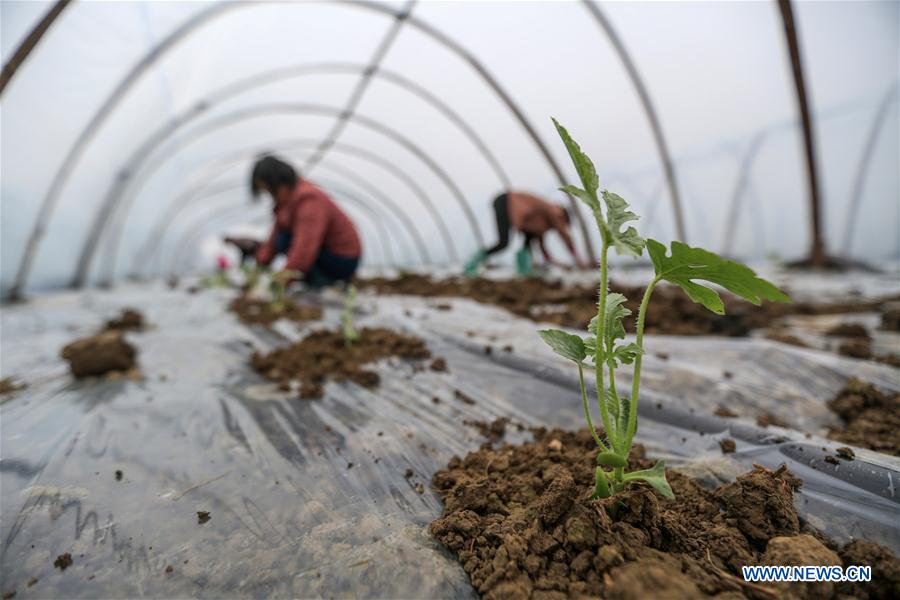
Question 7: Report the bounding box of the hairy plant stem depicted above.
[625,276,660,448]
[578,364,609,452]
[595,239,615,451]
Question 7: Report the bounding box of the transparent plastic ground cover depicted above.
[1,277,898,598]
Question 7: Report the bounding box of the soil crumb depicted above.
[714,406,737,418]
[756,412,789,428]
[429,427,898,599]
[454,390,476,405]
[53,553,73,570]
[103,308,145,331]
[229,295,322,326]
[824,322,870,338]
[115,470,123,481]
[250,328,430,398]
[719,438,736,454]
[430,358,448,372]
[0,377,26,395]
[765,330,809,347]
[827,378,900,456]
[464,417,509,441]
[61,331,137,378]
[197,511,211,524]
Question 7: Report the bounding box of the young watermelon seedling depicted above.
[539,119,790,500]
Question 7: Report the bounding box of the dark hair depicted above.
[250,155,298,197]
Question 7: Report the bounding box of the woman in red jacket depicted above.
[250,156,362,287]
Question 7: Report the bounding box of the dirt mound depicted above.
[228,296,323,326]
[429,427,898,599]
[824,322,870,338]
[61,331,137,378]
[358,274,893,337]
[250,327,431,398]
[103,308,145,331]
[827,378,900,456]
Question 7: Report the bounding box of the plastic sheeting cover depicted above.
[1,281,899,597]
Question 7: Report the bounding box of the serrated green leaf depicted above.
[618,394,631,437]
[538,329,586,363]
[623,460,675,500]
[552,118,599,197]
[602,191,645,257]
[647,240,791,315]
[604,388,619,420]
[611,342,642,366]
[604,293,631,345]
[583,335,596,358]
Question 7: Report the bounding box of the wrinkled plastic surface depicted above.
[1,279,899,597]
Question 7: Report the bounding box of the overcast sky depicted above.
[1,0,897,291]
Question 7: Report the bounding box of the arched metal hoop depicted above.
[580,0,686,243]
[11,0,596,299]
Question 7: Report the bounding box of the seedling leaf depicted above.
[559,184,599,214]
[552,118,599,198]
[596,452,627,468]
[647,240,791,315]
[623,460,675,500]
[538,329,586,363]
[602,191,645,257]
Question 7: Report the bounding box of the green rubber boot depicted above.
[515,249,533,276]
[463,250,487,278]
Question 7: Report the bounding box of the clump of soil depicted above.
[464,417,509,441]
[719,439,736,454]
[880,304,900,332]
[197,511,211,524]
[358,274,896,337]
[53,553,73,570]
[0,377,26,395]
[61,331,137,378]
[827,378,900,456]
[756,412,789,428]
[430,358,448,372]
[764,330,809,348]
[103,308,145,331]
[429,427,899,599]
[228,296,322,326]
[250,328,431,398]
[824,322,869,338]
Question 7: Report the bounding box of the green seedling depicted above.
[241,264,264,292]
[341,285,361,347]
[268,270,301,313]
[539,119,790,501]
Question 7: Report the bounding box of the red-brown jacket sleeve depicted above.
[284,196,328,273]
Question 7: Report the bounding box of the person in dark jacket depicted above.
[464,191,585,276]
[250,156,362,287]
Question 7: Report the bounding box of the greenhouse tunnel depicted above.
[1,1,899,598]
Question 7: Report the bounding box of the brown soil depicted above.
[824,322,870,338]
[358,274,896,337]
[764,330,809,348]
[228,296,322,326]
[881,305,900,332]
[103,308,145,331]
[756,413,789,428]
[430,358,448,372]
[827,378,900,456]
[197,511,211,524]
[0,377,26,395]
[53,553,73,570]
[719,439,736,454]
[61,331,137,378]
[250,328,431,399]
[429,427,899,599]
[464,417,510,441]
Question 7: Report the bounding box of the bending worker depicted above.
[465,191,585,276]
[250,155,362,287]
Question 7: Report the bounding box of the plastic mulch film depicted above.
[1,281,899,597]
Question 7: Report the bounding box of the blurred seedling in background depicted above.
[268,270,301,313]
[539,119,790,501]
[341,285,360,347]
